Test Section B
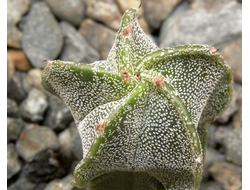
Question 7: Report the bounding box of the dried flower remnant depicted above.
[209,46,219,55]
[123,25,133,38]
[96,118,107,134]
[46,60,52,67]
[41,5,232,190]
[153,77,164,88]
[120,70,130,83]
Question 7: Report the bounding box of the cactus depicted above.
[41,6,232,190]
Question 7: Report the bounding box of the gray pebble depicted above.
[160,1,242,48]
[7,0,30,48]
[59,21,100,63]
[7,143,22,179]
[203,147,225,180]
[7,0,30,24]
[224,128,242,166]
[214,126,232,148]
[200,181,223,190]
[86,0,122,31]
[58,122,85,162]
[7,118,24,142]
[20,88,48,122]
[142,0,182,30]
[221,38,242,83]
[7,52,15,83]
[23,149,66,184]
[44,0,86,27]
[79,18,116,59]
[16,125,59,162]
[7,172,36,190]
[209,161,242,190]
[21,2,63,68]
[69,122,83,160]
[7,24,23,48]
[7,98,19,117]
[216,83,241,123]
[23,68,45,93]
[205,123,217,148]
[44,174,74,190]
[44,95,73,131]
[58,128,73,158]
[7,71,27,104]
[233,96,242,129]
[206,124,233,152]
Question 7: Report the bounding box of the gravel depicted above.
[7,0,242,189]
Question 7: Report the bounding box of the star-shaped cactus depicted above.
[41,7,232,190]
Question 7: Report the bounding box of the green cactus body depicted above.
[41,7,232,190]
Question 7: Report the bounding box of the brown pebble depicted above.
[7,50,32,72]
[209,161,242,190]
[7,53,15,83]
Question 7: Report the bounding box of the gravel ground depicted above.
[7,0,242,189]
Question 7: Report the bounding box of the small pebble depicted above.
[143,0,182,30]
[200,181,223,190]
[44,95,73,131]
[69,122,83,160]
[233,96,242,129]
[59,21,100,63]
[7,98,19,117]
[23,149,66,183]
[7,0,30,24]
[7,52,15,83]
[7,71,27,104]
[23,68,46,93]
[44,0,86,27]
[16,125,59,162]
[209,161,242,190]
[203,147,225,180]
[7,0,30,48]
[79,19,116,59]
[44,174,74,190]
[217,83,242,124]
[7,117,24,142]
[7,172,36,190]
[20,88,48,122]
[221,38,242,83]
[214,126,232,148]
[21,2,63,68]
[115,0,142,13]
[86,0,122,31]
[7,49,32,72]
[7,143,22,179]
[160,1,242,47]
[224,128,242,166]
[58,128,73,159]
